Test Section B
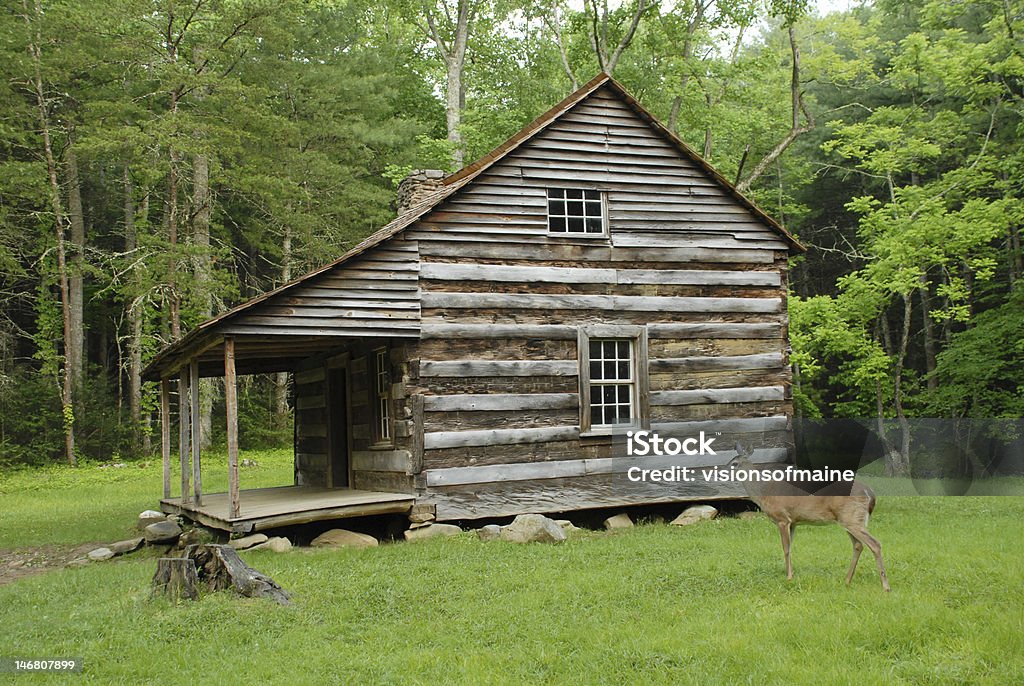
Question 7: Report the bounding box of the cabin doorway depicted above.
[327,367,350,488]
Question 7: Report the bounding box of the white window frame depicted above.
[373,347,392,445]
[578,325,649,436]
[546,188,608,237]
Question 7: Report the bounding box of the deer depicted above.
[730,443,890,592]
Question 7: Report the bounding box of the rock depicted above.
[603,513,634,530]
[310,529,378,549]
[500,514,566,544]
[408,513,435,524]
[229,533,268,550]
[409,503,436,516]
[137,510,166,530]
[144,519,182,544]
[403,523,462,541]
[177,527,216,548]
[108,538,144,555]
[248,537,292,553]
[408,520,432,530]
[476,524,502,542]
[554,519,583,534]
[87,547,115,561]
[670,505,719,526]
[737,511,760,520]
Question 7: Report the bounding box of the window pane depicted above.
[548,199,564,215]
[603,385,616,403]
[618,385,630,403]
[568,217,584,232]
[590,341,601,358]
[618,361,629,379]
[549,217,566,232]
[618,341,629,358]
[604,340,616,358]
[566,189,583,199]
[567,200,583,216]
[585,217,602,233]
[590,361,601,379]
[585,201,601,216]
[591,406,602,427]
[590,386,601,403]
[584,189,600,201]
[604,361,616,379]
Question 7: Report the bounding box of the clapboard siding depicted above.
[225,243,422,338]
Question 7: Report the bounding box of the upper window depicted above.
[578,326,649,435]
[547,188,605,235]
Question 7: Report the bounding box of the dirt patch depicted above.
[0,543,107,586]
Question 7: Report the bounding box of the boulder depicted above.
[229,533,268,550]
[408,513,436,524]
[249,536,292,553]
[403,523,462,542]
[177,526,217,548]
[500,514,566,544]
[144,519,182,544]
[108,537,144,556]
[670,505,719,526]
[554,519,583,534]
[137,510,166,530]
[603,513,634,530]
[476,524,502,542]
[310,529,378,549]
[87,547,115,561]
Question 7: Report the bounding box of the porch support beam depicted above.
[179,369,191,504]
[160,378,171,499]
[190,359,202,505]
[225,337,240,519]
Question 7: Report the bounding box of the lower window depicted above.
[578,327,648,434]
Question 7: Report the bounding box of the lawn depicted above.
[1,454,1022,684]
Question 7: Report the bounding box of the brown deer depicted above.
[731,443,890,591]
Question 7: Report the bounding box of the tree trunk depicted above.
[152,557,199,602]
[124,169,144,452]
[274,223,293,428]
[193,152,215,448]
[183,544,290,604]
[919,277,938,392]
[446,0,470,170]
[25,0,75,465]
[65,146,86,399]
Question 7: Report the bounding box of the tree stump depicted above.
[152,557,199,601]
[186,544,290,605]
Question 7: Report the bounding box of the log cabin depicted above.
[143,73,804,533]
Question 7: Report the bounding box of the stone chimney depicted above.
[397,169,445,214]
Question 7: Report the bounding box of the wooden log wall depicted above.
[403,83,794,520]
[292,340,417,493]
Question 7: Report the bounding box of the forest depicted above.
[0,0,1021,468]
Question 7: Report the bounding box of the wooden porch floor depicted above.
[160,486,416,533]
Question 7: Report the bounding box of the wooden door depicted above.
[327,367,349,488]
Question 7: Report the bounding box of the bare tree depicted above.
[735,22,814,193]
[586,0,651,76]
[418,0,476,170]
[23,0,76,464]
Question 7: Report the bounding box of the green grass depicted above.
[1,461,1022,684]
[0,449,293,548]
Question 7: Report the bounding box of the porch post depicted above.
[190,359,202,505]
[160,378,171,500]
[224,337,240,519]
[178,369,191,504]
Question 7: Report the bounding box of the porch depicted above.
[161,486,416,534]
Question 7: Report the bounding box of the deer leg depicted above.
[849,528,890,592]
[777,520,794,580]
[845,531,863,585]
